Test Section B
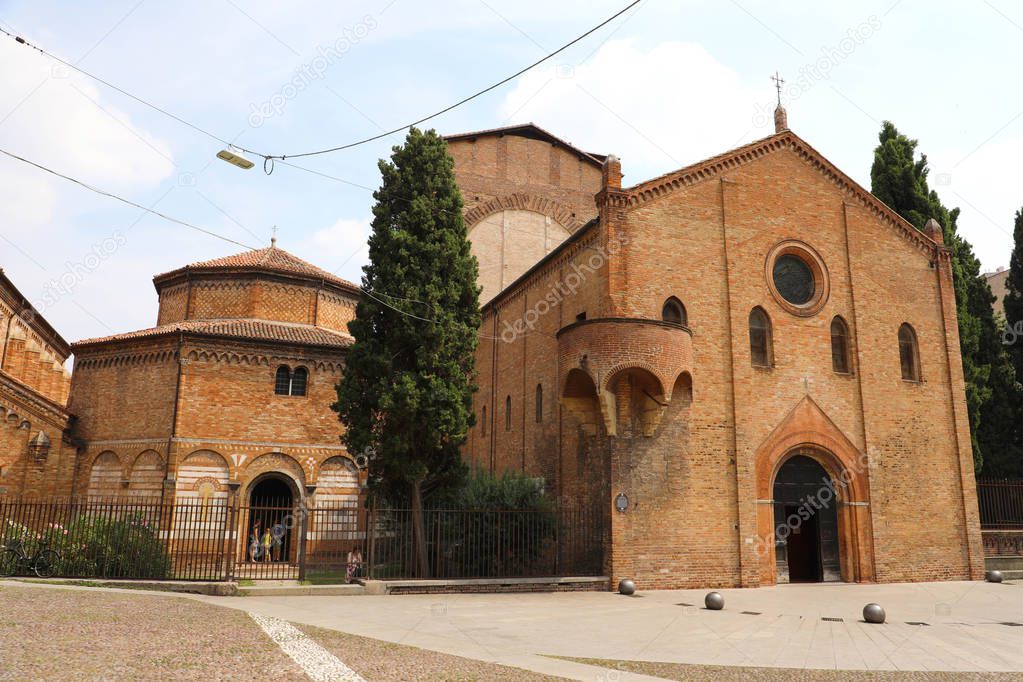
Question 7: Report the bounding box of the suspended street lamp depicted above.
[216,145,254,170]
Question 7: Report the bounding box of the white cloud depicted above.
[301,216,372,284]
[499,38,765,182]
[0,39,175,236]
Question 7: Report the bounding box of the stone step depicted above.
[239,581,365,597]
[362,575,609,595]
[986,556,1023,571]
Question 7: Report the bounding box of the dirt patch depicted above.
[0,585,303,681]
[298,623,571,681]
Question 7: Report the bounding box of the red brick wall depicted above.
[155,275,356,336]
[464,133,982,589]
[174,341,343,445]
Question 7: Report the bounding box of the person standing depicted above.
[271,520,285,562]
[261,527,273,563]
[346,546,363,583]
[249,520,262,562]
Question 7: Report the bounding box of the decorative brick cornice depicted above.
[625,131,940,257]
[0,370,71,428]
[465,193,585,232]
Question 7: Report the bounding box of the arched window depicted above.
[899,323,920,381]
[830,316,851,374]
[749,307,773,367]
[535,384,543,423]
[290,367,308,396]
[505,395,512,431]
[275,365,308,396]
[274,366,291,395]
[661,297,687,326]
[481,406,487,435]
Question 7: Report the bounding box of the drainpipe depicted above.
[164,333,185,504]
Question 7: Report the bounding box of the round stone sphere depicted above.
[986,570,1004,583]
[618,579,637,596]
[704,591,725,610]
[863,603,886,624]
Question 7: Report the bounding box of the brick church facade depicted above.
[0,111,983,589]
[454,117,983,588]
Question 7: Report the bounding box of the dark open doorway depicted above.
[247,475,294,564]
[773,453,841,583]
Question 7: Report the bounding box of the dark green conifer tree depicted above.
[871,121,1020,473]
[333,128,481,575]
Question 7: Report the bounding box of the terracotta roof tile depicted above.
[153,247,358,290]
[73,318,353,349]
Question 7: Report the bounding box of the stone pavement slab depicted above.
[204,580,1023,677]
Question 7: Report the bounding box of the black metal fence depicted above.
[0,497,604,582]
[0,497,233,581]
[977,479,1023,529]
[365,507,603,580]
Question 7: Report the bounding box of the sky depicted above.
[0,0,1021,354]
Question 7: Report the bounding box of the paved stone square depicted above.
[202,581,1023,678]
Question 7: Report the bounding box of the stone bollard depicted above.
[704,591,724,610]
[986,570,1004,583]
[618,579,636,595]
[863,603,886,624]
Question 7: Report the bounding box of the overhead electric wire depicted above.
[0,147,258,250]
[263,0,642,160]
[0,1,641,164]
[0,26,244,153]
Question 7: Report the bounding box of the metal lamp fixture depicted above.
[216,146,254,170]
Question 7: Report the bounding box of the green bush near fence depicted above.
[4,513,171,579]
[420,469,558,578]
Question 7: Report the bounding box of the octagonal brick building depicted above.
[69,245,366,517]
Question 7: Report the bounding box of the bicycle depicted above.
[0,538,61,578]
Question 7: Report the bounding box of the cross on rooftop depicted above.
[771,71,785,106]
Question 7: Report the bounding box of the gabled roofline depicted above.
[623,130,940,255]
[481,216,600,312]
[0,268,71,359]
[444,123,606,167]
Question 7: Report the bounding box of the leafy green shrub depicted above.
[3,513,172,579]
[428,470,557,577]
[66,513,171,579]
[438,468,551,511]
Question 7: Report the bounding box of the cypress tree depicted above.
[333,128,481,575]
[1004,209,1023,382]
[870,121,1020,473]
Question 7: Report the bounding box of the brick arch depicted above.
[87,451,124,498]
[240,452,307,497]
[602,365,668,438]
[128,450,164,499]
[600,362,667,398]
[176,449,231,499]
[464,193,584,232]
[753,396,874,585]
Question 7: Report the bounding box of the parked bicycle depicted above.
[0,538,60,578]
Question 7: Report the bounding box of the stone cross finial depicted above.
[271,225,278,247]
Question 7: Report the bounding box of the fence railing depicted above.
[977,479,1023,529]
[0,497,604,582]
[364,507,603,580]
